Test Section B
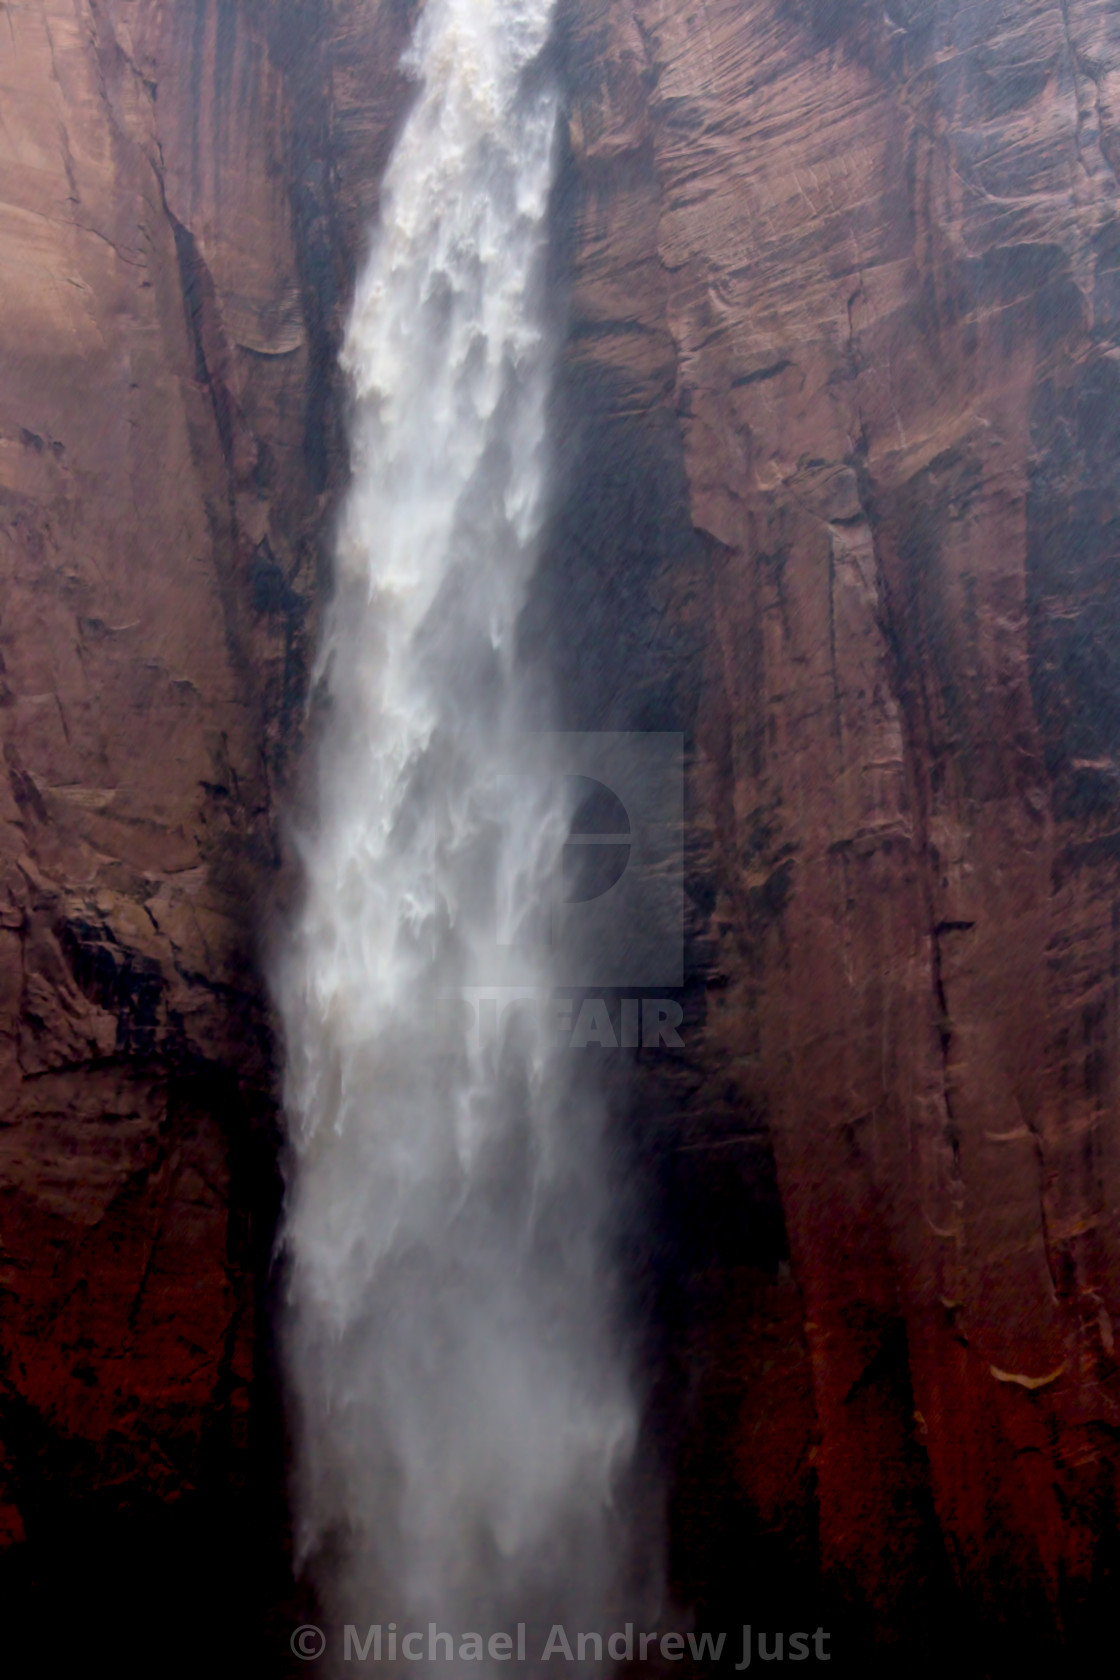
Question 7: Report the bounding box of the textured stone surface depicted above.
[553,0,1120,1648]
[0,0,415,1612]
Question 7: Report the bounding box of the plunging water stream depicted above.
[277,0,645,1666]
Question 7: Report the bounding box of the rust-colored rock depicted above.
[0,0,414,1614]
[555,0,1120,1651]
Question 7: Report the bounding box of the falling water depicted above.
[277,0,645,1667]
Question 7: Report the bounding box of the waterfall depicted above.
[276,0,646,1666]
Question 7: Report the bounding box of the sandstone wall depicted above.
[0,0,414,1612]
[555,0,1120,1646]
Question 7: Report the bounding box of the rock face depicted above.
[553,0,1120,1652]
[4,0,1120,1661]
[0,0,416,1652]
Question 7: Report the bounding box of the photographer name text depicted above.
[290,1622,831,1666]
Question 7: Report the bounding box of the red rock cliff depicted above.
[554,0,1120,1654]
[0,0,414,1657]
[4,0,1120,1664]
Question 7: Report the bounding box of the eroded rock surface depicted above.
[0,0,415,1602]
[555,0,1120,1646]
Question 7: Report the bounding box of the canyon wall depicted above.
[0,0,415,1654]
[552,0,1120,1650]
[3,0,1120,1662]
